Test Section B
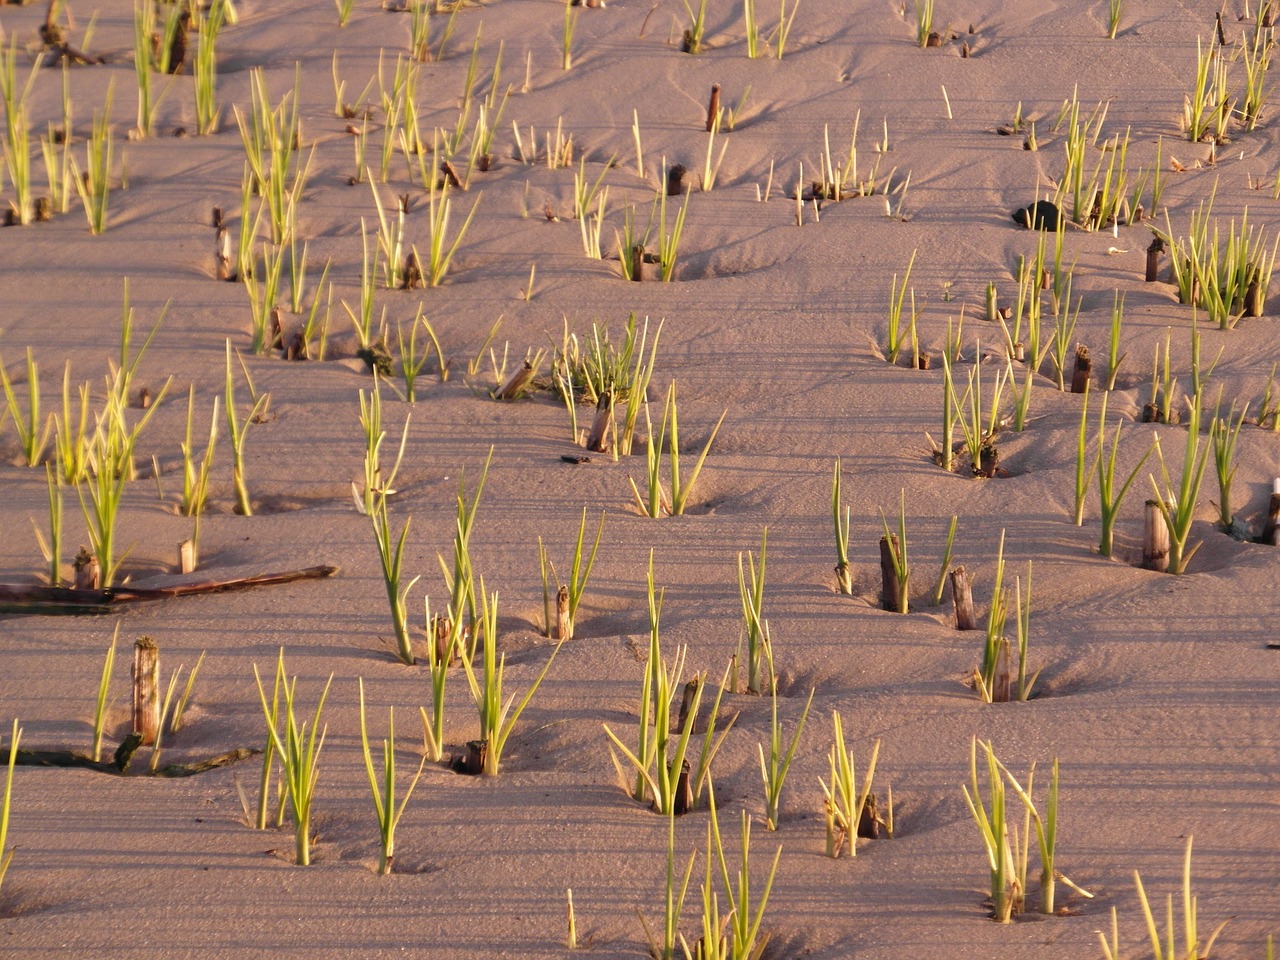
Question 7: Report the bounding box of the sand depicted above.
[1,0,1278,956]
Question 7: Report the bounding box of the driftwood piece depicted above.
[133,637,161,746]
[492,360,536,400]
[0,563,340,616]
[1143,500,1170,571]
[950,566,977,630]
[15,744,257,777]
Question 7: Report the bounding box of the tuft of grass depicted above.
[914,0,935,46]
[537,508,605,641]
[818,714,880,858]
[0,718,21,897]
[194,0,227,135]
[1096,392,1154,557]
[962,738,1022,922]
[736,527,770,695]
[707,790,782,960]
[1,347,53,467]
[638,810,696,960]
[1124,838,1230,960]
[1209,399,1247,529]
[682,0,709,52]
[878,489,910,613]
[360,384,418,664]
[929,515,958,606]
[1148,396,1212,574]
[459,584,562,775]
[758,671,813,830]
[630,382,727,518]
[252,650,333,866]
[831,458,853,595]
[1106,0,1123,38]
[358,679,427,875]
[224,342,270,517]
[885,250,919,365]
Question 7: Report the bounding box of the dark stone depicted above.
[1012,199,1062,231]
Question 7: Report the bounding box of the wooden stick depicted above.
[492,360,536,400]
[950,566,977,630]
[1070,344,1092,394]
[15,745,258,777]
[585,394,613,453]
[1145,236,1163,281]
[555,584,571,640]
[879,536,903,612]
[1143,500,1170,571]
[630,244,644,282]
[706,84,720,132]
[1260,479,1280,545]
[0,563,340,615]
[178,539,197,574]
[133,637,161,746]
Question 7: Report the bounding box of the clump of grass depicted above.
[459,584,562,775]
[1096,393,1154,557]
[1,347,53,467]
[819,714,881,858]
[878,489,910,613]
[758,663,812,830]
[962,738,1022,922]
[1148,396,1212,574]
[638,810,695,960]
[1209,399,1247,529]
[913,0,935,46]
[1183,37,1232,144]
[630,382,726,517]
[252,650,333,866]
[736,528,770,695]
[974,533,1037,703]
[72,86,115,235]
[605,555,733,815]
[1162,198,1279,331]
[705,791,782,960]
[358,680,426,875]
[884,250,919,365]
[537,508,604,641]
[360,384,418,665]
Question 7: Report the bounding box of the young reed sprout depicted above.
[657,180,691,282]
[360,384,418,665]
[682,0,709,53]
[1073,386,1099,526]
[32,465,63,585]
[1210,400,1247,530]
[1131,837,1230,960]
[1096,393,1154,557]
[1149,397,1212,574]
[638,810,696,960]
[72,85,115,235]
[819,714,880,858]
[605,555,733,814]
[962,738,1022,922]
[758,678,813,830]
[562,0,579,70]
[1106,0,1123,37]
[459,584,563,775]
[437,447,491,647]
[0,718,21,896]
[194,0,227,135]
[91,624,119,762]
[1106,292,1127,390]
[253,650,333,866]
[358,680,427,875]
[707,790,782,960]
[929,515,958,606]
[224,341,270,516]
[168,650,206,734]
[914,0,935,46]
[630,382,726,517]
[1,347,53,467]
[998,756,1090,915]
[1183,37,1232,144]
[737,527,770,695]
[832,457,854,595]
[885,250,918,365]
[179,386,218,518]
[537,508,604,640]
[424,179,481,286]
[878,489,910,613]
